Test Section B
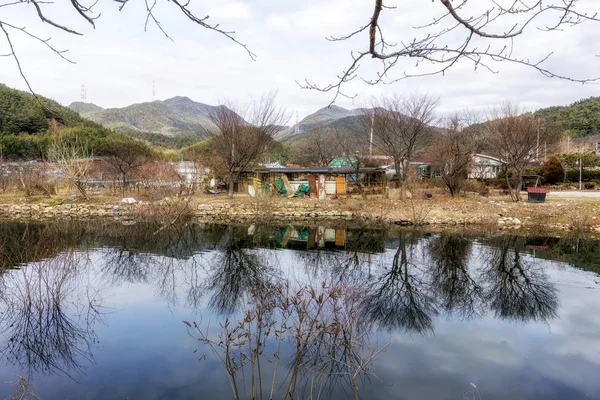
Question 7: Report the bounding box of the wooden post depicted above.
[318,174,326,200]
[308,174,317,199]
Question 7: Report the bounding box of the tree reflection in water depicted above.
[0,251,104,380]
[428,235,484,319]
[0,221,567,395]
[481,236,559,323]
[204,229,278,314]
[362,231,437,333]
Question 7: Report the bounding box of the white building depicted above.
[468,154,504,180]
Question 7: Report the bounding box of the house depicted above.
[468,154,504,180]
[236,165,387,196]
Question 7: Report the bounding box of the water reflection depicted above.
[482,236,559,323]
[204,228,276,314]
[0,220,597,398]
[363,231,437,333]
[0,252,103,379]
[428,234,483,319]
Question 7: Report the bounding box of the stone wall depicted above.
[0,203,117,220]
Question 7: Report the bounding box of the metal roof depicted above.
[247,167,386,174]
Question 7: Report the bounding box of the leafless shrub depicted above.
[18,168,56,197]
[462,180,490,196]
[5,375,39,400]
[186,280,386,400]
[567,208,593,233]
[48,135,92,199]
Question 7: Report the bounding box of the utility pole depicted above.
[369,111,374,156]
[536,119,540,162]
[579,156,583,191]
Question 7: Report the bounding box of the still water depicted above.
[0,221,599,400]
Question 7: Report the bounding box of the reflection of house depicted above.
[468,154,504,180]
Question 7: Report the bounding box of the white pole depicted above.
[536,121,540,162]
[369,111,374,156]
[579,156,583,191]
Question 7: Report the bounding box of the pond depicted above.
[0,221,599,400]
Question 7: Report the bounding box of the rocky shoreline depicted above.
[1,200,599,236]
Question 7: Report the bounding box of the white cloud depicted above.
[0,0,598,120]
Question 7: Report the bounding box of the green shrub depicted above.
[566,169,600,182]
[542,156,564,184]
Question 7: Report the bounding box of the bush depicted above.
[18,169,56,197]
[462,180,490,196]
[542,156,564,184]
[566,169,600,182]
[584,182,596,190]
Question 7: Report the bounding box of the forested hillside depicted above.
[535,97,600,137]
[0,84,155,160]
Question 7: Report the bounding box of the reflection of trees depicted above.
[481,236,559,323]
[0,252,103,379]
[428,235,483,319]
[363,232,437,333]
[205,231,276,314]
[0,221,87,270]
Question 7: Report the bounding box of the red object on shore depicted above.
[526,187,550,194]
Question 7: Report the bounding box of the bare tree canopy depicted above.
[364,93,439,199]
[486,102,559,201]
[301,0,600,102]
[0,0,255,93]
[427,112,482,196]
[207,92,287,197]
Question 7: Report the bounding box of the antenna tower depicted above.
[294,110,300,134]
[80,84,87,101]
[152,80,156,101]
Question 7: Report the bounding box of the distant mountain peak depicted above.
[68,101,104,114]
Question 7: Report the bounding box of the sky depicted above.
[0,0,599,121]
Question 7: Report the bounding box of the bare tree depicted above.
[486,103,558,201]
[293,128,340,166]
[102,136,155,192]
[48,135,92,199]
[427,113,480,196]
[0,0,255,93]
[208,93,287,197]
[364,93,439,199]
[302,0,600,101]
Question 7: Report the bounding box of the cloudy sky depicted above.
[0,0,599,120]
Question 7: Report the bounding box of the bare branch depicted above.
[309,0,600,100]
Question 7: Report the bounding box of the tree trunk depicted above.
[227,174,235,197]
[394,160,405,200]
[515,172,522,202]
[505,171,518,202]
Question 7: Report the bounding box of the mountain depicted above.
[68,101,104,114]
[535,96,600,137]
[275,105,354,141]
[69,98,214,137]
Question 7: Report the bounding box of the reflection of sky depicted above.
[0,240,599,400]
